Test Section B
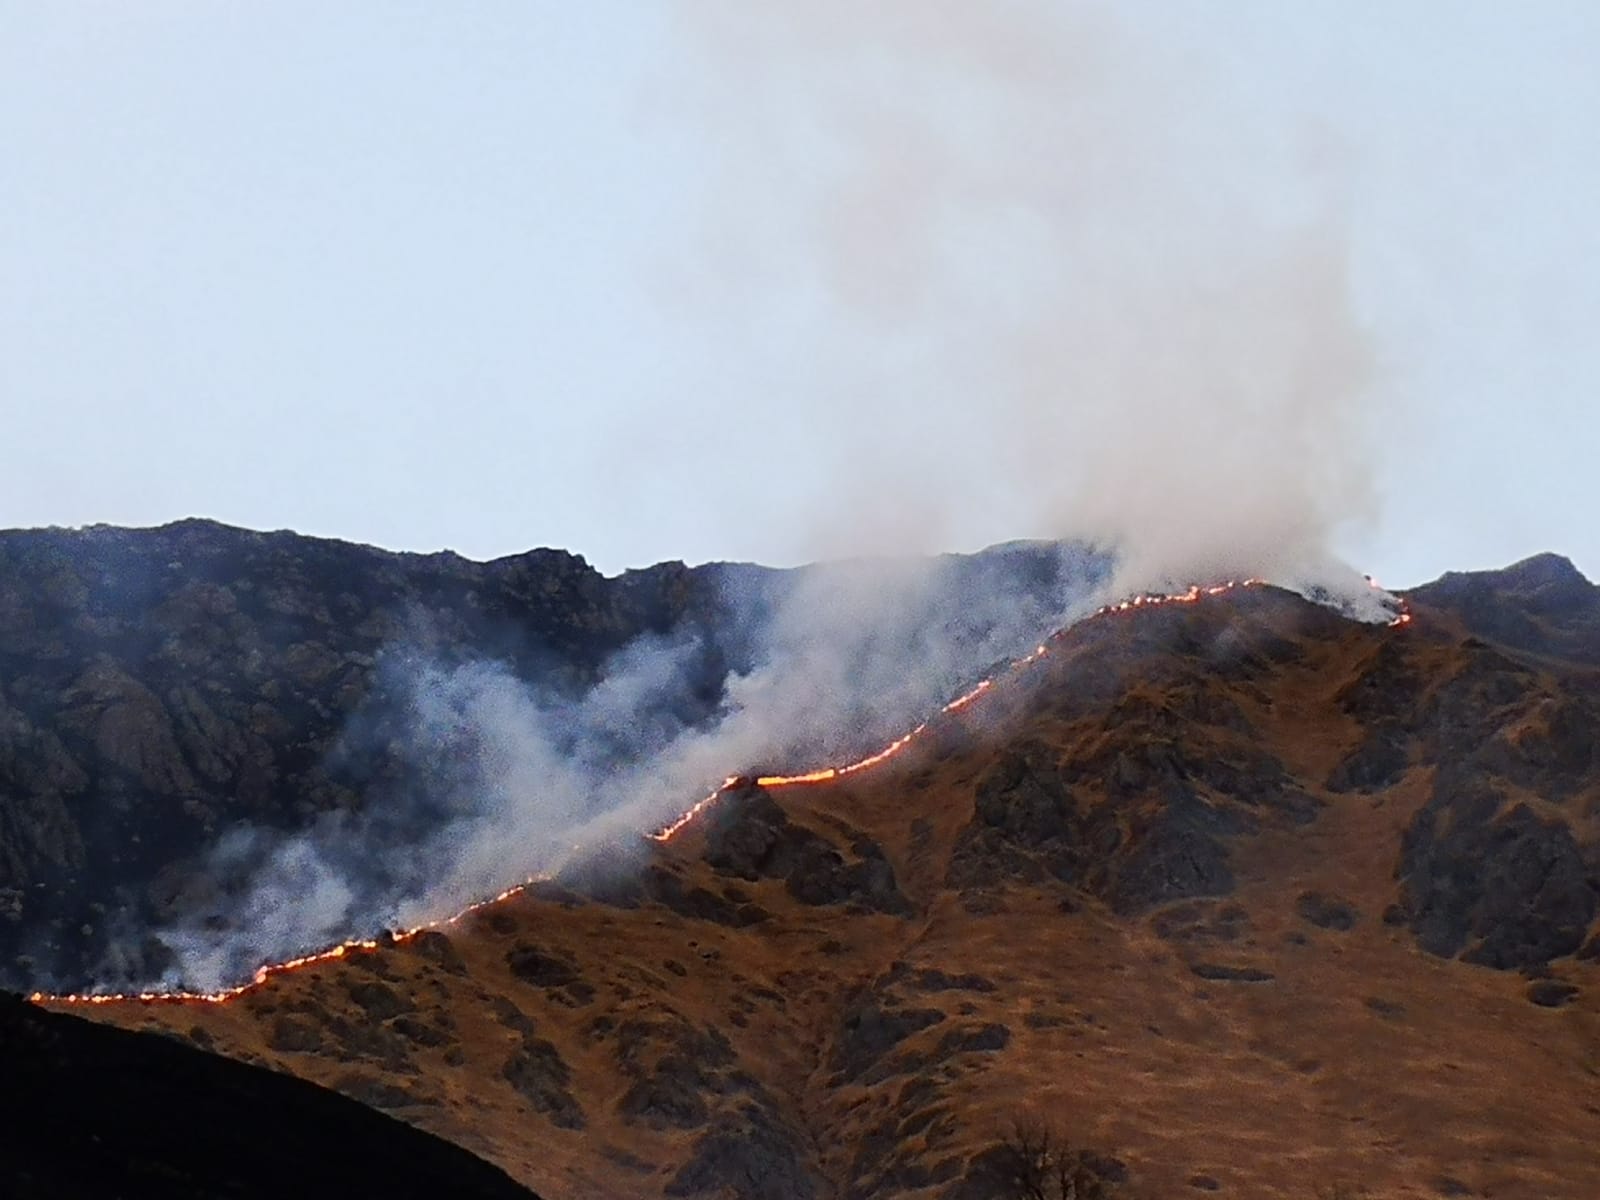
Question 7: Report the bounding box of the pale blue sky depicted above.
[2,4,1596,585]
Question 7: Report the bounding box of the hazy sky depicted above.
[2,3,1597,585]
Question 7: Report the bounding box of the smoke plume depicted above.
[666,2,1381,602]
[65,5,1404,992]
[144,546,1106,991]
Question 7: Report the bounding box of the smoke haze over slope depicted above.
[137,543,1109,992]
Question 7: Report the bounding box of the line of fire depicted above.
[31,578,1411,1009]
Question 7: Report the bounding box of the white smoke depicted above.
[147,545,1106,992]
[665,1,1383,600]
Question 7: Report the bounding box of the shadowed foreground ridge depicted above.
[57,556,1600,1199]
[0,990,539,1199]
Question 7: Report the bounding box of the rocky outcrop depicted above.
[502,1034,585,1130]
[665,1102,823,1200]
[1397,775,1597,969]
[1411,553,1600,665]
[948,718,1297,914]
[829,999,948,1086]
[1296,891,1359,932]
[703,786,912,916]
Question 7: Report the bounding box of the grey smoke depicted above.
[666,2,1384,601]
[150,545,1108,991]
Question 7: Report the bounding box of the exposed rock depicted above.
[643,867,772,928]
[952,716,1313,913]
[1476,696,1600,800]
[332,1070,428,1110]
[1335,641,1421,725]
[1526,980,1580,1008]
[1327,723,1410,792]
[973,740,1077,843]
[830,1000,946,1085]
[267,1015,323,1053]
[506,945,580,989]
[501,1035,585,1129]
[65,662,198,797]
[665,1103,821,1200]
[407,930,467,975]
[933,1022,1011,1056]
[489,996,536,1035]
[1297,891,1359,932]
[905,967,997,994]
[1102,803,1236,915]
[943,1139,1127,1200]
[1399,777,1597,969]
[1420,649,1543,767]
[618,1054,717,1129]
[321,1013,416,1073]
[608,1011,759,1134]
[344,979,411,1019]
[845,1081,963,1199]
[391,1014,454,1048]
[1189,963,1275,983]
[703,787,911,916]
[1152,901,1250,944]
[615,1015,735,1075]
[1412,554,1600,665]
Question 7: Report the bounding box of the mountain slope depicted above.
[1409,551,1600,665]
[58,565,1600,1199]
[0,520,1103,988]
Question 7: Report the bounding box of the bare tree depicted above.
[988,1120,1115,1200]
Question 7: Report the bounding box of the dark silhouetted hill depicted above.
[0,989,539,1199]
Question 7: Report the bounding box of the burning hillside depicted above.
[0,522,1109,995]
[33,576,1406,1008]
[39,562,1596,1200]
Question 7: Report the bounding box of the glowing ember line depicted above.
[34,576,1412,1008]
[649,581,1279,824]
